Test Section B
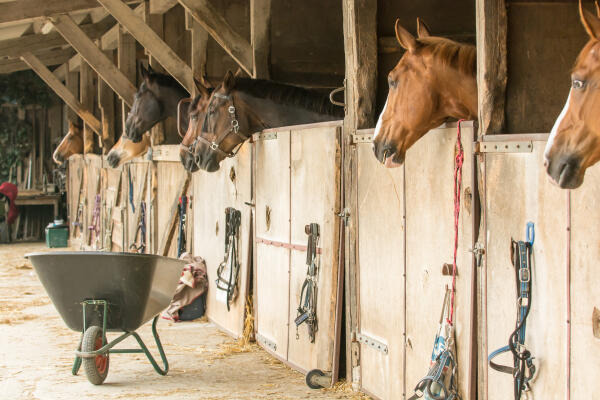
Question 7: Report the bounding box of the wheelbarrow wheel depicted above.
[81,325,109,385]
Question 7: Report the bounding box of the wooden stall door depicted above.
[570,166,600,399]
[287,125,341,373]
[356,140,405,400]
[483,137,568,399]
[404,124,475,399]
[254,122,342,375]
[67,155,85,244]
[192,145,252,338]
[255,130,291,361]
[104,166,124,252]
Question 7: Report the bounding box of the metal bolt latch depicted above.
[469,242,485,267]
[337,208,350,226]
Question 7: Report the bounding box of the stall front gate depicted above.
[253,121,344,384]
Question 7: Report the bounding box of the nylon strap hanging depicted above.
[294,223,320,343]
[129,202,147,253]
[88,194,101,247]
[488,223,536,399]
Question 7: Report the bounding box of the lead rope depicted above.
[449,119,465,326]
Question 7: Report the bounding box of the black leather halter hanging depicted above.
[215,207,241,311]
[294,223,320,343]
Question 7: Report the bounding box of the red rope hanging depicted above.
[448,119,465,326]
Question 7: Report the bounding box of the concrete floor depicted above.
[0,243,368,400]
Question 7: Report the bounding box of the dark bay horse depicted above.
[545,1,600,189]
[179,85,214,172]
[107,66,192,168]
[373,18,477,167]
[53,121,83,164]
[183,71,344,172]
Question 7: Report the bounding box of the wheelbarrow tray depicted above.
[26,252,185,332]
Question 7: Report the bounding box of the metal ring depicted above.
[329,86,345,107]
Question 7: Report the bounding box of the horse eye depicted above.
[388,78,397,89]
[572,79,586,90]
[191,114,198,121]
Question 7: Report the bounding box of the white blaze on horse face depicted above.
[545,90,572,161]
[373,97,389,140]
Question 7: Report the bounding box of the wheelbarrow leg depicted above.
[72,333,83,375]
[131,316,169,375]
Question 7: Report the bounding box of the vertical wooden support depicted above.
[80,61,96,154]
[65,69,79,124]
[250,0,271,79]
[144,8,166,144]
[118,28,136,135]
[99,50,115,151]
[187,14,208,93]
[476,1,507,398]
[476,0,507,137]
[342,0,377,387]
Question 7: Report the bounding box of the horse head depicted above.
[106,134,151,168]
[189,70,256,172]
[179,82,213,172]
[373,18,477,167]
[545,1,600,189]
[125,65,187,143]
[53,120,83,164]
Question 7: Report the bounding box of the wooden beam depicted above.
[150,0,178,14]
[144,8,165,73]
[97,0,195,94]
[177,0,253,76]
[0,0,141,25]
[21,52,101,135]
[49,13,137,107]
[0,48,75,74]
[0,19,114,59]
[117,27,136,135]
[100,4,146,51]
[476,0,507,136]
[250,0,271,79]
[79,61,96,154]
[341,0,377,386]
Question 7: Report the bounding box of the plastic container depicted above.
[46,223,68,248]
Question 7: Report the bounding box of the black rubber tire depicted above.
[81,325,109,385]
[306,369,325,389]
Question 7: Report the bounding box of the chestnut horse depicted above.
[373,19,477,167]
[53,121,83,164]
[106,66,195,168]
[186,71,344,172]
[179,85,214,172]
[545,1,600,188]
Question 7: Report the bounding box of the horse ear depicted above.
[595,0,600,17]
[140,64,149,80]
[581,0,600,39]
[223,70,236,92]
[395,19,417,52]
[234,67,244,78]
[194,77,210,97]
[416,18,431,39]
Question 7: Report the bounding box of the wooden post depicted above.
[250,0,271,79]
[50,13,137,107]
[188,16,208,94]
[80,61,96,154]
[65,69,79,124]
[341,0,377,387]
[476,0,507,137]
[117,28,136,135]
[99,50,116,151]
[143,8,166,144]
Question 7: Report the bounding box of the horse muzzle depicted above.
[180,150,199,173]
[373,141,404,168]
[545,153,583,189]
[107,151,121,168]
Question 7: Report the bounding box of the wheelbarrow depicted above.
[25,251,186,385]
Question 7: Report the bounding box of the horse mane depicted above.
[418,37,476,77]
[232,78,345,118]
[146,71,186,92]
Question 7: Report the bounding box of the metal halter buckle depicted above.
[519,268,530,283]
[210,142,218,150]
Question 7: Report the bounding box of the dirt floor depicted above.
[0,243,368,400]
